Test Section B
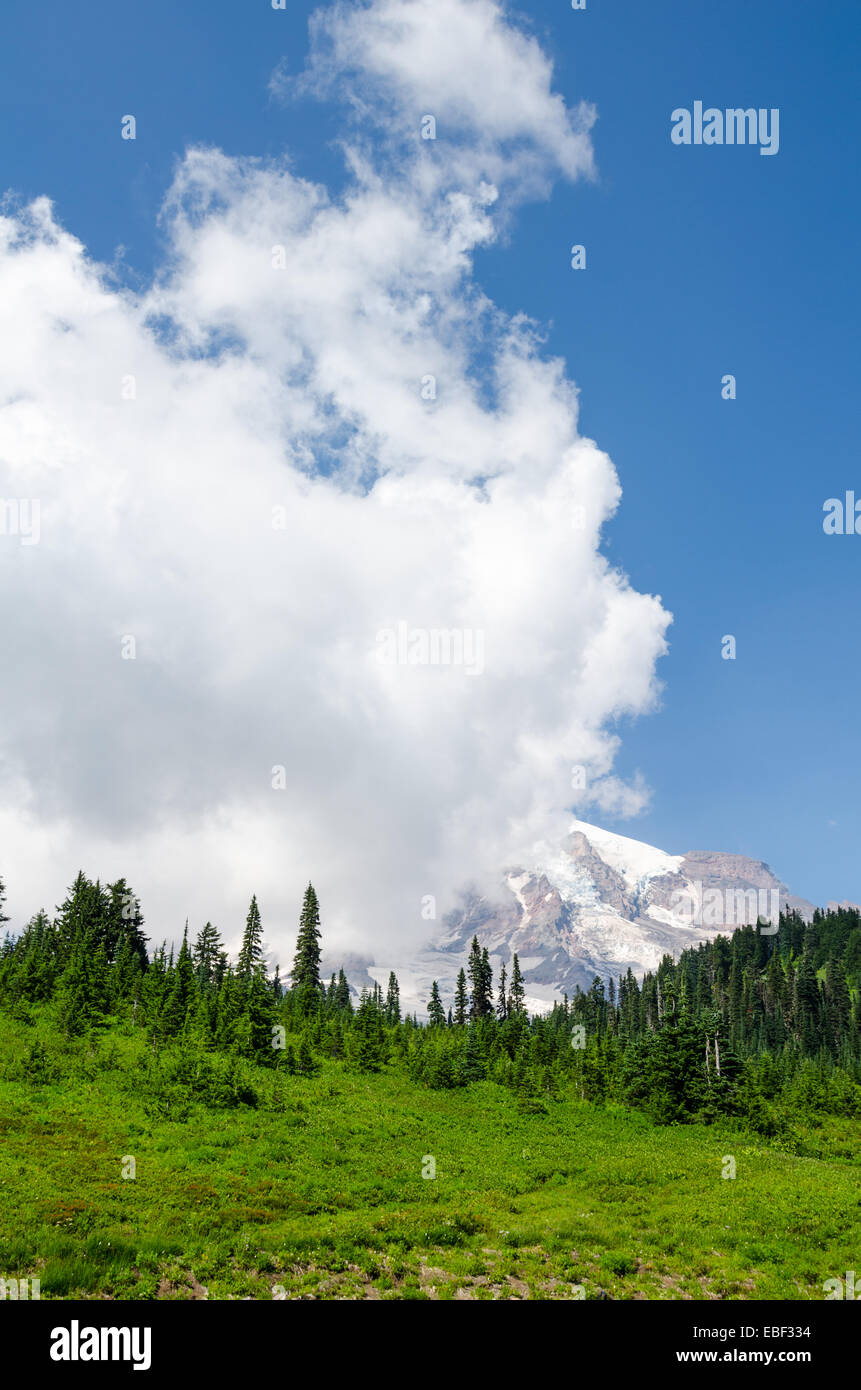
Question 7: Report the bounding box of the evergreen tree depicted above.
[334,968,353,1014]
[638,1011,709,1124]
[480,947,493,1013]
[468,936,493,1019]
[104,879,148,967]
[428,980,446,1027]
[497,963,508,1021]
[192,922,224,991]
[292,884,323,1001]
[453,968,468,1026]
[0,909,59,1004]
[347,989,387,1072]
[509,953,526,1016]
[385,971,401,1025]
[237,896,264,983]
[55,872,107,966]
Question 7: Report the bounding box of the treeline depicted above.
[0,870,860,1132]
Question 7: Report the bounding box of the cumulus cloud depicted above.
[296,0,596,200]
[0,0,670,963]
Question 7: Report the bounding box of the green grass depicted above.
[1,1013,859,1300]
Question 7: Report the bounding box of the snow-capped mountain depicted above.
[332,821,819,1018]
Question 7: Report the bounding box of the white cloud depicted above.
[298,0,596,200]
[0,0,669,967]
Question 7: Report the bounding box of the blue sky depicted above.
[1,0,859,921]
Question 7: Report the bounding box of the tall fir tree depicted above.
[55,872,106,965]
[192,922,224,991]
[347,988,387,1072]
[427,980,446,1027]
[497,963,508,1021]
[385,971,401,1025]
[292,884,323,1009]
[334,968,353,1014]
[104,879,148,967]
[480,947,493,1014]
[453,968,468,1026]
[467,936,493,1019]
[237,896,264,983]
[509,953,526,1016]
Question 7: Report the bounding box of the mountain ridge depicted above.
[331,821,830,1018]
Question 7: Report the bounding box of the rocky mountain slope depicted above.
[336,820,820,1018]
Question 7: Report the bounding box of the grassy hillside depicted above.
[1,1010,858,1301]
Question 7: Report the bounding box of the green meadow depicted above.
[1,1012,858,1301]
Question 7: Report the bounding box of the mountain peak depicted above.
[349,821,819,1018]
